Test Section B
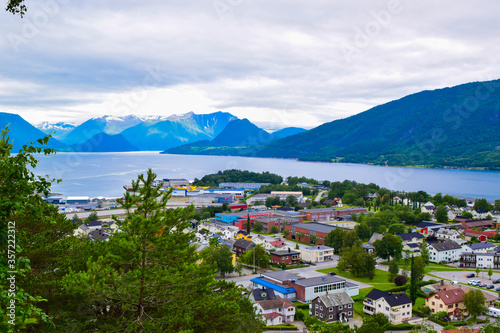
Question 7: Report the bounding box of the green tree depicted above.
[420,239,430,264]
[435,205,448,222]
[0,128,73,331]
[463,289,487,322]
[356,313,389,333]
[476,266,481,277]
[72,213,82,225]
[239,244,270,270]
[270,225,279,234]
[253,221,264,232]
[495,200,500,211]
[85,211,99,222]
[203,243,234,277]
[474,198,493,211]
[388,223,406,235]
[489,266,493,280]
[63,169,264,332]
[462,211,473,219]
[246,214,251,233]
[409,256,425,304]
[338,244,376,279]
[296,231,306,242]
[309,234,318,244]
[325,228,346,253]
[388,260,399,282]
[286,195,298,206]
[282,228,290,238]
[354,223,372,241]
[373,234,403,264]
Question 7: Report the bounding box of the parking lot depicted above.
[430,270,500,295]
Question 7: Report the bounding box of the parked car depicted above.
[467,273,475,278]
[487,285,494,289]
[496,286,500,291]
[468,280,480,286]
[480,283,488,288]
[493,279,500,284]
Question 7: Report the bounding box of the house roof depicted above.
[292,275,347,288]
[365,289,412,307]
[429,241,462,252]
[464,229,497,237]
[290,222,337,234]
[251,288,277,301]
[85,221,102,227]
[269,240,287,247]
[368,233,384,244]
[463,220,496,228]
[89,230,110,241]
[237,230,250,236]
[255,298,294,310]
[417,221,442,228]
[261,271,304,282]
[271,250,300,256]
[250,277,296,294]
[397,232,425,241]
[407,243,419,248]
[263,312,284,320]
[433,288,465,305]
[303,245,334,251]
[314,292,354,308]
[233,239,256,250]
[469,242,494,250]
[362,243,375,250]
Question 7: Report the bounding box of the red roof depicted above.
[464,229,497,238]
[263,312,284,320]
[270,240,287,248]
[432,289,465,305]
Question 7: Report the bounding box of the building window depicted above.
[348,312,352,315]
[440,304,443,308]
[315,304,318,308]
[348,304,352,308]
[329,307,333,312]
[320,313,323,318]
[320,306,323,311]
[386,307,389,311]
[339,306,343,310]
[329,315,333,319]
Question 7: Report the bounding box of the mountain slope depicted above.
[165,120,302,156]
[257,79,500,169]
[62,115,152,145]
[271,127,307,140]
[0,112,66,150]
[64,133,139,152]
[121,111,237,151]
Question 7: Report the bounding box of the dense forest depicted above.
[192,169,284,187]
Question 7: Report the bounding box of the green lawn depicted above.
[317,267,396,286]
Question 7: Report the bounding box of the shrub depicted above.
[296,304,310,310]
[387,323,415,330]
[418,306,431,314]
[394,275,408,286]
[295,310,305,322]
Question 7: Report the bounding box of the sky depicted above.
[1,0,500,129]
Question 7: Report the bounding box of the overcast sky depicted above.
[1,0,499,129]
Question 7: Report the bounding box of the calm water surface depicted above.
[34,152,500,200]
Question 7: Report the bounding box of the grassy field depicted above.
[317,267,395,286]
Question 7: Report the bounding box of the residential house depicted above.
[461,242,495,254]
[448,208,464,221]
[270,249,301,266]
[85,220,103,231]
[421,280,459,295]
[426,289,466,319]
[460,251,500,269]
[251,271,301,300]
[397,232,425,245]
[301,245,334,263]
[233,239,256,257]
[220,239,234,250]
[362,243,375,253]
[89,229,110,242]
[269,239,288,249]
[235,230,253,241]
[435,228,461,242]
[421,201,436,215]
[426,286,498,319]
[463,230,491,242]
[248,288,277,302]
[461,219,497,230]
[310,292,354,323]
[363,289,412,324]
[253,298,295,326]
[417,221,444,235]
[428,241,463,263]
[403,243,421,253]
[73,224,90,237]
[473,209,489,220]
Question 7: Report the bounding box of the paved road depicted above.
[314,191,327,202]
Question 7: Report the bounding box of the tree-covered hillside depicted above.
[258,79,500,169]
[193,169,283,187]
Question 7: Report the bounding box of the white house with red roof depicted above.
[253,298,295,326]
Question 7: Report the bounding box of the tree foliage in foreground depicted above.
[64,169,264,332]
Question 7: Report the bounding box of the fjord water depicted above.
[34,152,500,200]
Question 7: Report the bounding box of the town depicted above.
[59,172,500,333]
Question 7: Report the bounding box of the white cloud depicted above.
[0,0,500,128]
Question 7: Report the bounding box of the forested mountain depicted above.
[257,79,500,169]
[192,169,284,186]
[0,112,66,150]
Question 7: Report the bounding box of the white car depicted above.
[468,280,480,286]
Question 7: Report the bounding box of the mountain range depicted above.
[1,79,499,168]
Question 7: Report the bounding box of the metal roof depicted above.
[250,277,296,295]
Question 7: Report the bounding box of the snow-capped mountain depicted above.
[35,121,77,140]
